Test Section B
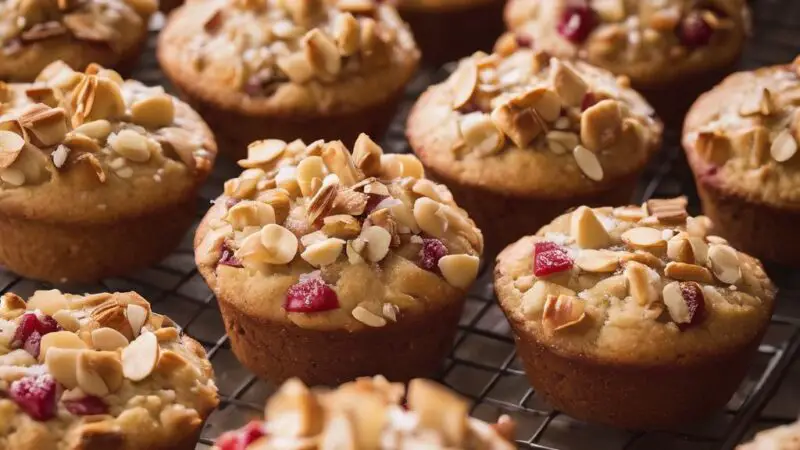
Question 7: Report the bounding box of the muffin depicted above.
[0,0,156,82]
[158,0,419,160]
[0,289,219,449]
[502,0,750,122]
[0,61,217,283]
[195,135,483,385]
[682,57,800,265]
[214,376,516,449]
[407,47,662,256]
[494,199,776,429]
[394,0,504,65]
[738,421,800,450]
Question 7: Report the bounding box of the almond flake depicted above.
[438,254,479,289]
[322,141,363,186]
[413,197,448,238]
[109,129,150,163]
[307,178,339,224]
[91,327,129,351]
[130,94,175,129]
[770,129,797,163]
[297,156,326,197]
[28,289,68,316]
[45,348,81,389]
[304,29,341,77]
[451,60,478,109]
[1,168,26,186]
[646,197,688,223]
[621,227,664,249]
[542,294,586,335]
[695,130,731,165]
[277,52,315,84]
[361,225,392,262]
[707,244,741,284]
[570,206,610,249]
[334,13,360,56]
[624,261,656,305]
[0,131,25,169]
[546,130,579,155]
[460,112,505,156]
[382,303,399,322]
[126,304,148,338]
[490,104,543,148]
[52,310,79,332]
[619,250,663,268]
[573,145,603,181]
[352,134,383,176]
[575,249,619,272]
[664,262,713,284]
[581,99,622,152]
[301,238,345,267]
[613,205,647,221]
[122,331,159,381]
[352,305,387,327]
[510,87,561,122]
[258,224,299,264]
[239,139,287,169]
[77,350,123,396]
[549,59,588,107]
[226,201,276,230]
[39,331,87,362]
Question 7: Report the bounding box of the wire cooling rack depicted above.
[2,1,800,449]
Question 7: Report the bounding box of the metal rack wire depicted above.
[1,1,799,449]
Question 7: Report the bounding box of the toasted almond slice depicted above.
[361,226,392,262]
[301,237,345,267]
[91,327,129,351]
[52,310,79,332]
[667,236,694,263]
[297,155,326,197]
[352,305,387,327]
[304,29,341,77]
[352,133,383,176]
[575,249,619,272]
[451,59,478,109]
[570,206,610,249]
[130,94,174,129]
[382,303,399,322]
[126,304,148,338]
[27,289,68,316]
[573,145,603,181]
[239,139,287,169]
[121,331,159,381]
[259,224,299,265]
[521,281,578,317]
[460,112,505,156]
[664,262,714,283]
[109,129,150,163]
[408,379,469,446]
[39,331,88,362]
[45,348,81,389]
[379,154,424,179]
[624,261,656,305]
[621,227,665,249]
[619,250,663,268]
[542,294,586,335]
[707,244,741,284]
[73,119,111,141]
[0,130,25,169]
[154,327,179,343]
[612,205,647,221]
[0,168,25,186]
[581,100,622,152]
[510,87,561,122]
[438,254,479,290]
[770,129,797,162]
[77,350,123,396]
[413,197,448,238]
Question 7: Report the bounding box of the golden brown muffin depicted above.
[682,57,800,265]
[407,47,662,256]
[195,135,483,386]
[213,376,516,450]
[0,0,157,82]
[158,0,420,160]
[394,0,504,65]
[494,199,775,430]
[737,421,800,450]
[0,61,217,283]
[502,0,750,122]
[0,289,220,450]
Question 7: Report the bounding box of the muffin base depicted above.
[217,292,464,386]
[508,315,762,430]
[0,200,196,284]
[399,0,505,66]
[437,174,640,258]
[694,176,800,265]
[172,83,405,161]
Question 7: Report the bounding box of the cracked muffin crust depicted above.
[392,0,505,65]
[737,420,800,450]
[195,135,483,385]
[213,376,515,450]
[0,61,217,283]
[494,199,775,429]
[502,0,750,120]
[0,0,156,82]
[683,57,800,265]
[158,0,419,159]
[407,47,662,256]
[0,289,219,450]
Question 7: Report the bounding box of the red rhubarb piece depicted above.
[557,5,598,43]
[64,396,109,416]
[678,11,713,48]
[9,375,58,421]
[419,238,448,271]
[533,241,573,277]
[217,421,266,450]
[284,277,340,313]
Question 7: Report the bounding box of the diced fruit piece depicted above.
[284,277,340,313]
[557,5,598,43]
[9,375,58,421]
[64,396,109,416]
[533,242,573,277]
[38,316,61,335]
[12,313,62,352]
[23,331,43,359]
[217,421,266,450]
[218,243,243,268]
[678,11,713,48]
[419,238,448,271]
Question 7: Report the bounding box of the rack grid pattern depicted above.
[2,0,800,448]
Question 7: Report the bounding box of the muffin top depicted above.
[503,0,749,87]
[214,376,515,450]
[0,289,219,450]
[195,135,483,331]
[158,0,419,117]
[0,61,217,223]
[737,420,800,450]
[0,0,156,82]
[494,198,775,365]
[407,48,661,198]
[683,57,800,209]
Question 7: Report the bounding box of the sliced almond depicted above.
[570,206,610,249]
[667,236,694,263]
[77,350,123,396]
[91,327,129,351]
[334,13,360,56]
[542,294,586,335]
[109,129,150,163]
[226,201,276,230]
[621,227,665,249]
[646,197,688,223]
[624,261,656,305]
[580,99,622,152]
[549,59,588,107]
[407,379,468,446]
[451,60,478,109]
[0,168,25,186]
[0,130,25,169]
[39,331,88,362]
[770,129,797,163]
[352,305,387,327]
[361,226,391,262]
[297,155,326,197]
[438,254,479,290]
[546,130,579,154]
[352,134,383,176]
[27,289,68,316]
[490,104,542,148]
[301,238,345,267]
[126,304,148,338]
[304,29,341,77]
[52,310,79,332]
[257,224,299,265]
[510,87,561,122]
[322,141,362,186]
[45,348,81,389]
[379,154,424,179]
[322,214,361,239]
[460,112,505,156]
[238,139,286,169]
[707,244,741,284]
[121,331,159,381]
[130,94,174,129]
[663,281,705,325]
[573,145,603,181]
[664,262,714,284]
[575,249,619,272]
[613,205,647,221]
[413,197,448,238]
[695,130,731,165]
